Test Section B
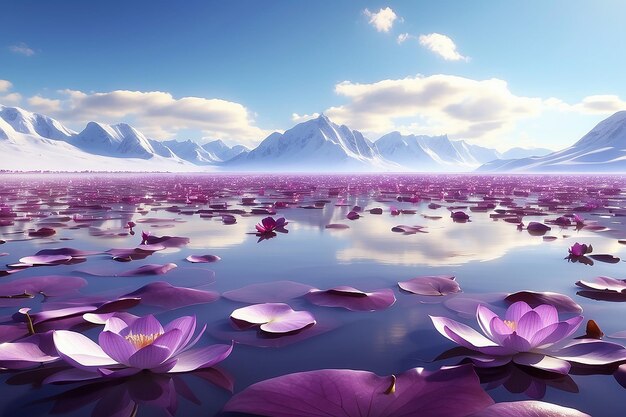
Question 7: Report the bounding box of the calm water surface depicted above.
[0,173,625,416]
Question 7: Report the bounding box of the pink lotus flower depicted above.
[51,314,232,380]
[431,301,626,374]
[569,242,592,257]
[255,216,288,234]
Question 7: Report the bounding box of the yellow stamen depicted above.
[125,332,163,349]
[384,375,397,394]
[504,320,517,331]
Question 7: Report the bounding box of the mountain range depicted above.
[478,111,626,172]
[4,103,622,172]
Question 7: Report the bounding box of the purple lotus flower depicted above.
[51,314,233,380]
[569,242,592,257]
[255,216,288,234]
[431,301,626,374]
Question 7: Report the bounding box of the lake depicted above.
[0,173,625,417]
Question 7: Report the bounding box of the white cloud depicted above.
[26,89,269,146]
[27,95,61,114]
[572,95,626,114]
[291,112,320,123]
[0,80,12,93]
[0,80,21,105]
[396,33,415,44]
[364,7,398,33]
[9,42,35,57]
[418,33,468,61]
[324,74,543,145]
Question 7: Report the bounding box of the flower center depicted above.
[504,320,517,331]
[125,332,163,349]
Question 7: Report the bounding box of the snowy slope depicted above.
[0,118,203,172]
[71,122,159,159]
[375,132,500,171]
[478,111,626,172]
[0,105,75,140]
[226,114,396,171]
[160,139,221,165]
[203,139,249,162]
[500,147,553,159]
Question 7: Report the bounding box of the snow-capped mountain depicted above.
[500,147,553,159]
[375,132,500,171]
[227,114,395,171]
[202,139,249,162]
[159,139,220,165]
[0,106,199,172]
[478,111,626,172]
[0,105,75,141]
[71,122,158,159]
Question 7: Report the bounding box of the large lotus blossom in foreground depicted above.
[431,301,626,374]
[51,314,233,382]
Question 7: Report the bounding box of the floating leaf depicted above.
[123,281,219,309]
[224,364,494,417]
[230,303,315,334]
[185,254,221,263]
[223,281,314,303]
[398,275,460,296]
[505,291,583,313]
[305,287,396,311]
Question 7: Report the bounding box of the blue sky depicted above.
[1,0,625,150]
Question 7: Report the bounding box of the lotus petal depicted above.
[231,303,316,334]
[224,364,494,417]
[468,400,590,417]
[167,342,233,373]
[0,342,58,369]
[399,275,460,296]
[512,352,571,374]
[305,287,396,311]
[53,330,118,369]
[553,339,626,365]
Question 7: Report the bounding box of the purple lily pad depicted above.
[35,248,102,257]
[575,276,626,293]
[224,364,494,417]
[0,276,87,306]
[28,227,56,237]
[527,222,551,236]
[325,223,350,229]
[391,225,427,234]
[468,401,590,417]
[589,254,620,263]
[123,281,219,309]
[11,255,73,267]
[78,263,178,277]
[305,287,396,311]
[223,281,314,303]
[398,275,461,296]
[230,303,316,334]
[505,291,583,313]
[185,254,221,263]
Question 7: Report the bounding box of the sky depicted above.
[1,0,625,151]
